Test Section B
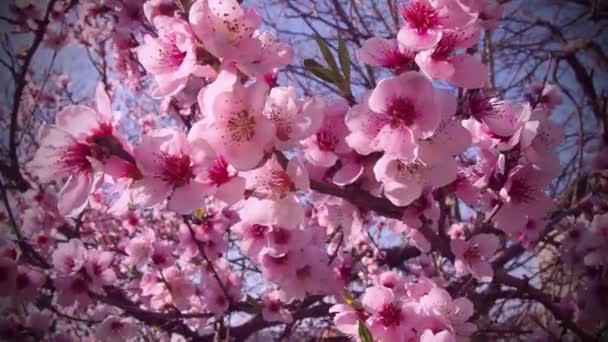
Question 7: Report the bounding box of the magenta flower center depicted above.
[378,303,403,327]
[296,265,312,280]
[110,321,124,332]
[401,1,439,33]
[0,267,8,282]
[316,131,338,151]
[267,300,281,312]
[161,153,193,187]
[270,228,291,245]
[249,224,268,239]
[268,169,295,196]
[70,277,88,293]
[463,244,481,261]
[508,179,536,204]
[431,33,458,60]
[208,156,231,186]
[15,273,29,290]
[387,97,417,127]
[381,48,414,72]
[159,34,187,68]
[60,142,93,175]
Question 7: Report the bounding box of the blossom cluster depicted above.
[1,0,606,341]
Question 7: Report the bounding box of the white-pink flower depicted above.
[451,233,499,281]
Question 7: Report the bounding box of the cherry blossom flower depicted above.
[95,316,137,342]
[397,0,475,51]
[263,86,325,150]
[52,239,86,275]
[189,0,261,60]
[451,233,499,281]
[262,290,293,323]
[198,68,275,170]
[493,164,554,233]
[358,37,415,73]
[301,98,351,167]
[85,250,116,286]
[136,16,198,97]
[131,128,214,213]
[28,83,121,217]
[362,286,417,341]
[365,71,453,160]
[414,30,488,88]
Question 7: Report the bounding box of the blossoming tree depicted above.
[0,0,607,341]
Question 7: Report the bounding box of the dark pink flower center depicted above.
[3,249,17,261]
[378,303,403,327]
[467,91,502,121]
[110,321,124,332]
[431,33,458,60]
[92,262,103,276]
[15,273,29,290]
[381,48,414,72]
[387,97,417,127]
[161,153,193,187]
[0,267,8,282]
[463,244,481,261]
[70,277,87,293]
[296,265,312,280]
[208,156,231,186]
[159,34,187,68]
[151,253,167,266]
[249,224,268,239]
[508,179,536,204]
[61,142,93,175]
[268,170,295,195]
[267,300,281,312]
[64,257,76,271]
[316,131,338,151]
[401,1,439,33]
[270,228,291,245]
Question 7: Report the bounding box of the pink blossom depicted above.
[95,316,137,342]
[12,266,45,304]
[143,0,178,22]
[329,303,361,336]
[85,250,116,286]
[358,37,415,73]
[237,31,294,79]
[243,156,309,199]
[420,329,456,342]
[451,233,499,281]
[397,0,475,51]
[189,0,262,60]
[493,164,554,233]
[52,239,86,275]
[263,86,325,150]
[55,275,91,309]
[0,257,17,297]
[132,128,214,213]
[137,16,198,97]
[301,98,351,167]
[362,286,417,341]
[262,290,293,323]
[414,31,488,89]
[232,222,269,259]
[28,83,120,217]
[365,72,452,160]
[125,229,155,270]
[373,154,458,206]
[198,68,275,170]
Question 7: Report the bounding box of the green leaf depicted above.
[341,291,363,310]
[304,58,336,83]
[337,37,351,84]
[314,36,339,75]
[358,320,374,342]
